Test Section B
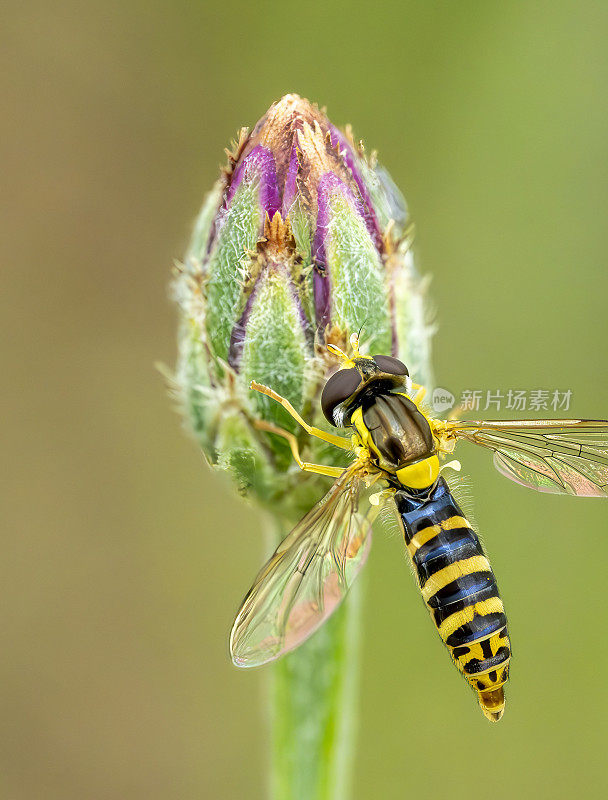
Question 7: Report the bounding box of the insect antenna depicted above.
[356,318,369,345]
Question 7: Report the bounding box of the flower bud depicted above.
[173,94,433,516]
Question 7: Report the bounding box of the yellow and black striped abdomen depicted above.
[394,477,511,721]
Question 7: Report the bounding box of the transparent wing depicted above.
[443,419,608,497]
[230,462,384,667]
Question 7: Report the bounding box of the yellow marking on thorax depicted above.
[350,406,382,459]
[421,556,491,601]
[437,597,504,642]
[406,515,470,557]
[395,455,439,489]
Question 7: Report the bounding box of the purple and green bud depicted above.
[173,93,434,511]
[171,94,435,800]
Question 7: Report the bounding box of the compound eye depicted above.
[321,368,361,425]
[372,354,409,376]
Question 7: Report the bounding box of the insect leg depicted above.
[250,381,352,451]
[254,420,345,478]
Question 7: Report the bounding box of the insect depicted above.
[230,334,608,721]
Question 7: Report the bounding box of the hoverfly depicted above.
[230,334,608,721]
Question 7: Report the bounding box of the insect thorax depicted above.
[350,390,435,473]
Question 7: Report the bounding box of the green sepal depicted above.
[205,179,261,362]
[288,197,312,264]
[215,411,279,503]
[325,192,391,355]
[357,160,409,238]
[240,267,311,468]
[176,319,216,460]
[392,248,435,389]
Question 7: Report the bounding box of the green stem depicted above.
[265,517,363,800]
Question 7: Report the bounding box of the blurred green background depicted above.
[3,1,608,798]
